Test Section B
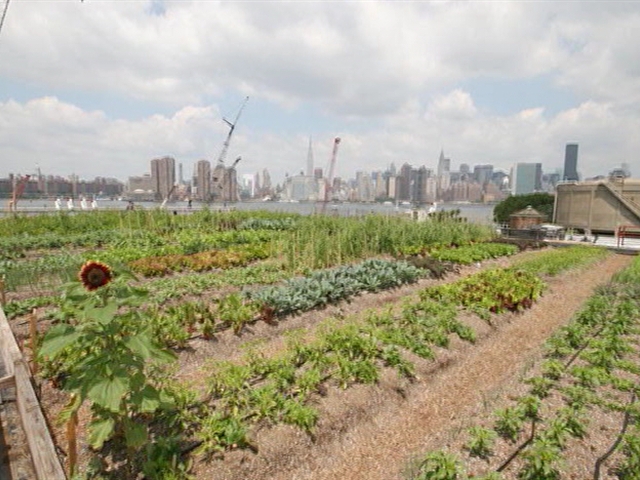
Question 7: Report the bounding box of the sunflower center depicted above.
[86,268,108,287]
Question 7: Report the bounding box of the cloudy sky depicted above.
[1,0,639,185]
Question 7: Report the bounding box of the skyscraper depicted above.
[195,160,212,201]
[306,136,314,177]
[473,164,494,185]
[512,163,542,195]
[563,144,579,181]
[150,156,176,201]
[437,150,451,199]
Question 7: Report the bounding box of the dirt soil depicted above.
[194,253,632,480]
[1,251,633,480]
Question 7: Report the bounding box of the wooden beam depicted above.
[0,306,21,377]
[13,360,66,480]
[1,306,66,479]
[0,375,15,389]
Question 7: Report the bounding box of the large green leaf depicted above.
[88,417,115,449]
[124,420,148,449]
[124,333,176,363]
[39,324,80,358]
[131,385,161,413]
[87,375,128,412]
[84,299,118,325]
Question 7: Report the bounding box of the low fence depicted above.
[0,305,66,479]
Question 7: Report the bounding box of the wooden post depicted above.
[29,309,39,375]
[13,360,67,480]
[0,278,5,306]
[2,306,66,480]
[67,407,78,478]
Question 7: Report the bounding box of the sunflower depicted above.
[78,261,113,291]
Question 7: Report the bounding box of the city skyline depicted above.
[1,2,639,182]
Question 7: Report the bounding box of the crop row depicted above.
[512,244,608,276]
[1,212,495,292]
[128,244,270,277]
[411,256,640,480]
[0,209,300,237]
[422,269,544,317]
[32,245,607,478]
[140,257,552,460]
[427,243,519,264]
[137,259,428,347]
[245,258,425,318]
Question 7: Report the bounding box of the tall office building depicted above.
[437,150,451,198]
[473,164,494,185]
[512,163,542,195]
[150,156,176,201]
[563,144,579,181]
[306,137,314,177]
[396,163,413,202]
[195,160,212,201]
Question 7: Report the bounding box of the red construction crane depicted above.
[323,137,341,207]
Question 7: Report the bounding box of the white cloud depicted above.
[426,90,477,121]
[1,1,640,184]
[2,93,638,184]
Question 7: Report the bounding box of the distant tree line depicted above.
[493,193,555,223]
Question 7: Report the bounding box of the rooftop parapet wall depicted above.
[554,180,640,233]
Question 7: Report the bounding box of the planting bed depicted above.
[0,210,631,480]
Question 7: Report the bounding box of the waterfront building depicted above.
[396,163,413,202]
[195,160,212,201]
[414,166,433,204]
[372,171,387,200]
[511,163,542,195]
[473,164,494,185]
[563,144,579,181]
[355,171,375,202]
[150,156,176,201]
[306,137,314,177]
[437,150,451,199]
[387,175,397,200]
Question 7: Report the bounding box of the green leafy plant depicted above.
[517,440,563,480]
[416,450,464,480]
[518,395,542,421]
[494,406,525,441]
[526,376,555,399]
[39,263,176,453]
[616,433,640,479]
[217,292,258,335]
[465,426,497,459]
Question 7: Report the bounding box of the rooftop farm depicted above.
[0,209,633,480]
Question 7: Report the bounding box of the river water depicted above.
[1,199,496,225]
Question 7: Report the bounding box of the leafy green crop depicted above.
[247,259,424,318]
[421,268,544,317]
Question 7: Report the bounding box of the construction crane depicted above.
[160,184,178,209]
[216,96,249,166]
[322,137,341,211]
[8,174,31,212]
[0,0,11,37]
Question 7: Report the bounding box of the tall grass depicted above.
[0,209,300,237]
[1,210,494,291]
[278,214,494,270]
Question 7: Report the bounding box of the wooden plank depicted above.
[13,360,66,480]
[0,307,21,378]
[0,376,14,390]
[0,307,66,479]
